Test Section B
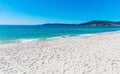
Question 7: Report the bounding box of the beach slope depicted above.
[0,32,120,74]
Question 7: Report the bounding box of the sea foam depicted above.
[16,39,39,43]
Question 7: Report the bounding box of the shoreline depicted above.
[1,30,120,45]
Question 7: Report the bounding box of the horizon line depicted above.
[0,20,119,25]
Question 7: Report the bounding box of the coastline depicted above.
[1,30,120,44]
[0,31,120,74]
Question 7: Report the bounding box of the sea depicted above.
[0,25,120,43]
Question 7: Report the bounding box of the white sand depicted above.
[0,32,120,74]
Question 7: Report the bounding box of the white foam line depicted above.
[16,39,39,43]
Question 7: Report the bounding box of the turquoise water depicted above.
[0,25,120,42]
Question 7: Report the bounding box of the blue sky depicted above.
[0,0,120,25]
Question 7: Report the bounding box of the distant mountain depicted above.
[79,20,120,26]
[39,20,120,26]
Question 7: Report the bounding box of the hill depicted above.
[79,20,120,26]
[39,20,120,26]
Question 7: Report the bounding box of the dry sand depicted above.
[0,32,120,74]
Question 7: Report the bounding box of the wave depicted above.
[0,39,40,44]
[0,35,71,44]
[16,39,39,43]
[46,35,70,40]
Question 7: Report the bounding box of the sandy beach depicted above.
[0,32,120,74]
